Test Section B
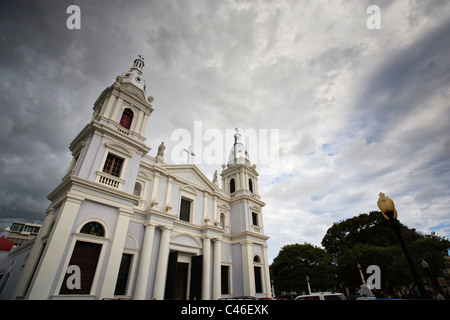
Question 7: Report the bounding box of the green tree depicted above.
[321,211,450,295]
[270,243,336,294]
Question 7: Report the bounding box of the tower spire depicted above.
[228,128,249,165]
[121,55,147,93]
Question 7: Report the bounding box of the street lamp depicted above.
[421,259,441,293]
[306,275,311,295]
[357,263,366,286]
[377,192,428,299]
[357,263,373,297]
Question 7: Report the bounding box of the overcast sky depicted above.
[1,0,449,262]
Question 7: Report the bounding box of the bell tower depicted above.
[65,55,154,195]
[221,129,263,235]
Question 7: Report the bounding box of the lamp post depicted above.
[306,276,311,295]
[421,259,441,293]
[357,263,366,286]
[357,263,373,297]
[377,192,428,299]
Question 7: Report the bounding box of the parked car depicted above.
[347,292,362,300]
[295,292,347,300]
[275,294,297,300]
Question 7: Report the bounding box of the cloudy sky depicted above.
[1,0,449,262]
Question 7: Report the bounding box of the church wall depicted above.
[0,241,34,300]
[121,150,141,194]
[127,221,144,248]
[76,134,103,181]
[193,193,204,225]
[231,243,244,296]
[170,182,180,213]
[252,243,263,259]
[74,200,118,237]
[155,177,167,212]
[229,202,248,234]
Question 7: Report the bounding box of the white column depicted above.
[27,194,84,299]
[241,241,255,297]
[99,208,132,299]
[135,109,144,134]
[101,94,116,118]
[262,244,272,297]
[133,223,156,300]
[164,178,173,213]
[149,173,160,209]
[201,237,211,300]
[212,238,222,300]
[213,196,218,225]
[111,97,123,122]
[153,226,172,299]
[202,193,210,224]
[140,113,150,137]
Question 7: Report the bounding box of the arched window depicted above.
[133,182,142,197]
[119,108,134,130]
[60,221,106,294]
[133,182,142,206]
[220,212,226,229]
[253,255,261,263]
[249,178,253,193]
[80,222,105,237]
[230,178,235,193]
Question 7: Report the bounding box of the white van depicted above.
[295,292,347,300]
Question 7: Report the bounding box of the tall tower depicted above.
[221,130,270,296]
[12,56,155,299]
[67,55,154,194]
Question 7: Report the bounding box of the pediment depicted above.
[119,83,153,109]
[161,164,219,193]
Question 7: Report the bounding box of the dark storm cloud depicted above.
[352,19,450,143]
[0,0,135,226]
[1,0,449,261]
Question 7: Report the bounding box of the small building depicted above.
[5,222,41,246]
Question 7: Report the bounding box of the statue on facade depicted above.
[156,142,165,163]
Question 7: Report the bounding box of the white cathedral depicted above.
[0,56,271,300]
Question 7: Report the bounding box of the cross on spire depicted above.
[183,146,195,164]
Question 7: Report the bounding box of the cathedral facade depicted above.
[1,56,271,300]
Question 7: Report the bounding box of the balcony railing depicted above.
[96,171,124,189]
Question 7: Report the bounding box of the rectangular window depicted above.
[10,223,24,233]
[102,153,124,177]
[114,253,133,296]
[179,198,191,222]
[221,265,230,294]
[60,241,102,294]
[252,212,259,226]
[254,266,263,293]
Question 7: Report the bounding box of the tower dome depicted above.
[227,129,250,165]
[120,55,147,93]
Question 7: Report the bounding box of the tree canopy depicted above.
[270,243,336,293]
[270,211,450,297]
